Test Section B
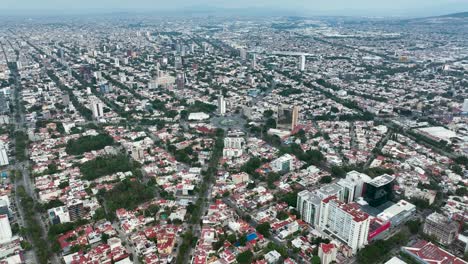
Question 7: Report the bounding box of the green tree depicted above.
[236,250,253,264]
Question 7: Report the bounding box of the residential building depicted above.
[423,212,459,245]
[0,214,12,244]
[318,243,338,264]
[318,196,370,254]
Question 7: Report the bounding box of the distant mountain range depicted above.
[439,11,468,18]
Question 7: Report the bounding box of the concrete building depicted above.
[291,105,299,131]
[68,200,85,222]
[0,142,8,167]
[48,206,71,225]
[223,137,245,158]
[318,243,338,264]
[239,48,247,61]
[297,190,322,226]
[377,200,416,227]
[217,95,226,116]
[318,196,370,254]
[299,55,306,71]
[91,98,104,120]
[363,174,395,207]
[423,212,459,245]
[271,154,294,173]
[0,214,12,244]
[337,171,372,203]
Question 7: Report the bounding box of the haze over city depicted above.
[0,1,467,264]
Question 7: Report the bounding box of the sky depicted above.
[1,0,468,17]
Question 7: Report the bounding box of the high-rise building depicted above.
[239,48,247,60]
[291,105,299,131]
[176,73,185,89]
[297,190,322,226]
[174,56,183,69]
[0,142,9,167]
[251,53,257,69]
[363,174,395,207]
[337,171,372,203]
[223,137,245,158]
[114,58,120,67]
[91,98,104,120]
[0,214,12,244]
[423,212,459,245]
[67,201,85,222]
[318,196,370,254]
[299,55,306,71]
[217,95,226,116]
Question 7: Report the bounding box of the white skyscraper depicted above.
[0,143,8,167]
[91,99,104,120]
[299,55,306,71]
[462,99,468,113]
[218,95,226,116]
[0,214,12,243]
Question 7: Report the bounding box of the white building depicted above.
[188,112,210,121]
[271,154,294,173]
[299,55,306,71]
[217,95,226,116]
[0,143,8,167]
[91,98,104,120]
[318,243,338,264]
[318,196,370,254]
[264,250,281,264]
[0,214,12,244]
[337,171,371,203]
[297,190,322,226]
[223,137,244,158]
[462,99,468,113]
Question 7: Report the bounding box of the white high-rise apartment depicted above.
[319,196,370,254]
[218,95,226,116]
[91,98,104,120]
[299,55,306,71]
[0,214,12,243]
[0,143,8,166]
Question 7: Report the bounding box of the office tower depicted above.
[191,43,196,53]
[68,201,85,222]
[0,214,12,243]
[319,243,338,264]
[319,196,370,254]
[239,48,247,60]
[291,105,299,131]
[299,55,306,71]
[0,142,9,166]
[114,58,120,67]
[297,190,322,226]
[363,174,395,207]
[337,171,372,203]
[423,212,459,245]
[217,95,226,116]
[91,98,104,120]
[0,93,8,114]
[16,61,22,70]
[251,53,257,69]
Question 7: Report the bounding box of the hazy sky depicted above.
[1,0,468,16]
